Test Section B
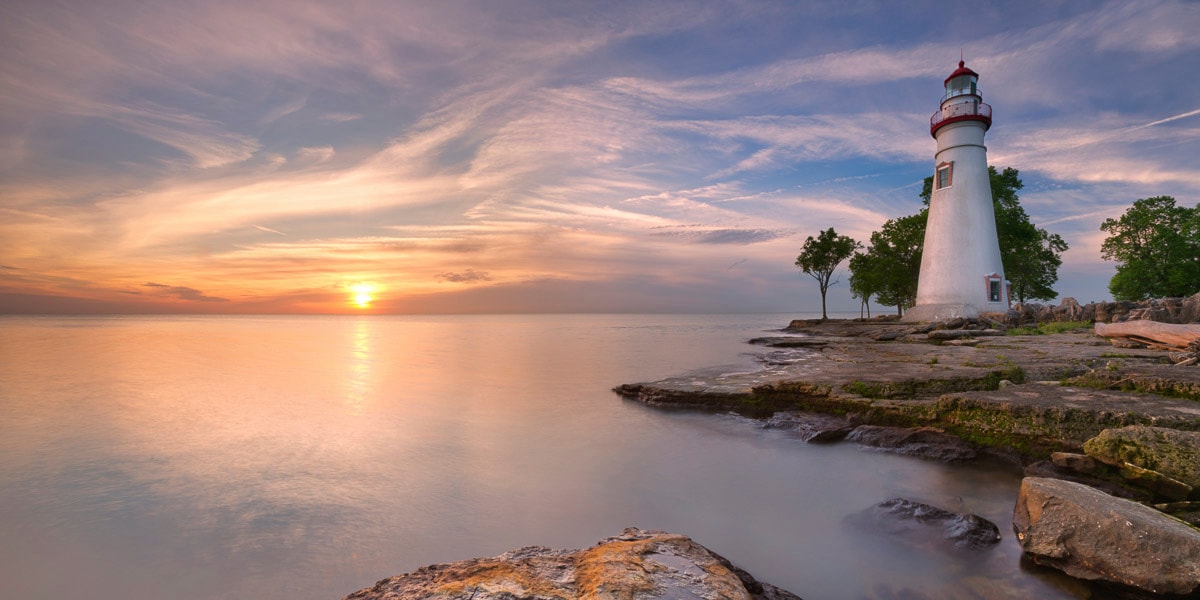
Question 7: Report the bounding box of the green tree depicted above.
[1100,196,1200,300]
[922,166,1068,303]
[795,227,860,319]
[849,211,927,316]
[848,252,880,318]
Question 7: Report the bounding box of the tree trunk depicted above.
[1094,321,1200,349]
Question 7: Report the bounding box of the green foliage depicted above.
[922,167,1068,303]
[795,227,860,319]
[849,211,926,316]
[1006,321,1092,336]
[1100,196,1200,301]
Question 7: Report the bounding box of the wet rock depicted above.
[1013,477,1200,596]
[341,528,804,600]
[845,498,1000,553]
[762,411,854,443]
[846,426,977,463]
[1083,426,1200,495]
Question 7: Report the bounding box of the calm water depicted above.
[0,314,1083,599]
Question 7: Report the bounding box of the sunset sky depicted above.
[2,1,1198,314]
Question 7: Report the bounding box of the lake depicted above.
[0,314,1083,599]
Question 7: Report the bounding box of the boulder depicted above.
[341,528,803,600]
[845,498,1000,553]
[1083,426,1200,495]
[846,426,977,463]
[1054,297,1083,321]
[1013,477,1200,596]
[1183,292,1200,324]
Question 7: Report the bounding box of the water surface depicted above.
[0,314,1081,599]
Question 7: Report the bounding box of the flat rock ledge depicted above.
[341,528,803,600]
[614,323,1200,460]
[1014,477,1200,596]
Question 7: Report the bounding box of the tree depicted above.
[922,166,1068,303]
[1100,196,1200,300]
[849,211,927,316]
[848,252,880,318]
[795,227,860,319]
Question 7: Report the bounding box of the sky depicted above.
[2,0,1199,315]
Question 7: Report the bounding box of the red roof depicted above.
[943,60,979,86]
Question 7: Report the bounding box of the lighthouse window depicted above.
[984,273,1004,303]
[935,162,953,189]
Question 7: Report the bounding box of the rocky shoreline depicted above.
[611,307,1200,598]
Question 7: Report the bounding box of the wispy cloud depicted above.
[436,269,492,284]
[143,282,229,302]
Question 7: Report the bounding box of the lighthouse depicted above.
[903,61,1007,322]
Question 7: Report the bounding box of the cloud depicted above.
[651,227,789,245]
[143,282,229,302]
[436,269,492,284]
[253,225,287,236]
[296,146,335,163]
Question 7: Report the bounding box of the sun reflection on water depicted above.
[346,319,373,415]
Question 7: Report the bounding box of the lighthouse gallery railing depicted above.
[930,100,992,135]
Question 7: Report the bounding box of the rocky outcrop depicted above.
[1083,426,1200,500]
[341,528,803,600]
[845,498,1000,553]
[1013,477,1200,596]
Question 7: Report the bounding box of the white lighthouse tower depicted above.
[903,61,1007,322]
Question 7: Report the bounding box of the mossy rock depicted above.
[1083,426,1200,490]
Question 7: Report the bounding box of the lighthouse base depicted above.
[902,303,982,323]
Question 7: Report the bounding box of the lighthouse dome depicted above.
[943,60,979,100]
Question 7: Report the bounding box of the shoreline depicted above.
[614,318,1200,461]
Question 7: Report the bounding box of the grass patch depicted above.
[1007,321,1093,336]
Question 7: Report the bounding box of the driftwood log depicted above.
[1095,321,1200,365]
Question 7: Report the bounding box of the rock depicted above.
[1050,452,1099,474]
[1054,297,1083,321]
[927,329,1003,340]
[846,498,1000,553]
[340,528,803,600]
[1012,477,1200,596]
[1083,426,1200,493]
[1115,461,1193,501]
[846,426,977,463]
[1022,460,1151,501]
[761,412,854,443]
[1183,292,1200,324]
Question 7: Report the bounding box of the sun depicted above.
[348,283,376,309]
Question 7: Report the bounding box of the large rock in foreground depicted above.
[1013,477,1200,596]
[342,528,803,600]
